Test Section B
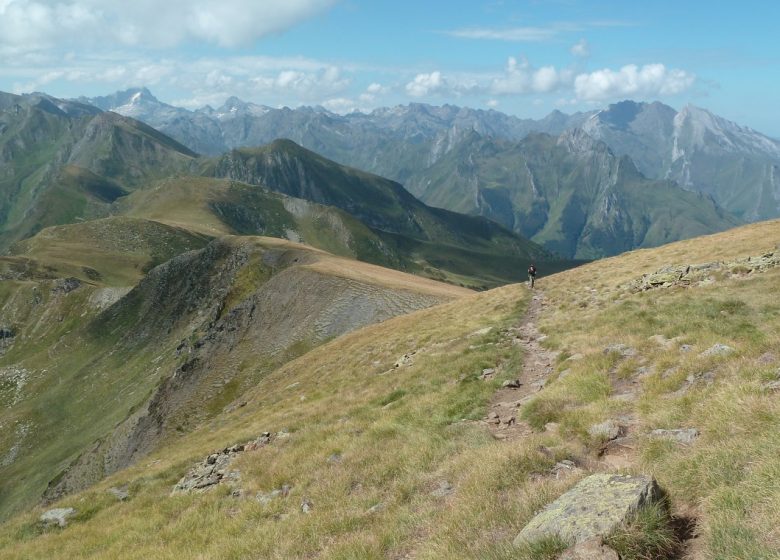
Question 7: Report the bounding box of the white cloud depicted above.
[444,21,633,43]
[490,57,572,95]
[446,26,558,42]
[570,38,589,58]
[574,63,695,101]
[321,97,356,113]
[486,98,499,108]
[406,71,448,97]
[0,0,338,53]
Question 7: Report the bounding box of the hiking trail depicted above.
[484,290,558,441]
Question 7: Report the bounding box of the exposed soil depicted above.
[484,291,558,441]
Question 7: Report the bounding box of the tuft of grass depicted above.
[604,501,680,560]
[521,397,569,431]
[515,535,569,560]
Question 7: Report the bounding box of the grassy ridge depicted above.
[118,176,561,288]
[0,220,778,557]
[0,232,468,521]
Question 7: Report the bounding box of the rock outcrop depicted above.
[40,507,76,528]
[625,251,780,292]
[514,474,662,546]
[171,433,273,494]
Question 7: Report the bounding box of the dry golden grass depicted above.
[2,219,780,559]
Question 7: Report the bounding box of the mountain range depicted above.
[82,88,780,227]
[0,90,556,288]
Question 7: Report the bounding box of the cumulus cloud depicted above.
[0,0,338,53]
[399,57,696,105]
[574,63,695,101]
[321,97,356,113]
[570,38,590,58]
[406,71,448,97]
[490,57,573,95]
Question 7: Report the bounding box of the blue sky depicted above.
[1,0,778,135]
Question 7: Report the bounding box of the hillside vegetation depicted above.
[0,227,468,520]
[1,219,778,559]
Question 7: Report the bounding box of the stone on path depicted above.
[588,420,622,441]
[513,474,661,547]
[650,428,699,444]
[40,507,76,528]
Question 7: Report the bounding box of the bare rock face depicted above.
[513,474,661,547]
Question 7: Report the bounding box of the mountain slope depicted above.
[0,92,197,249]
[581,100,780,221]
[0,226,469,519]
[1,219,778,558]
[200,139,559,284]
[407,129,739,259]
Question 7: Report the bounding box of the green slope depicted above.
[0,94,197,250]
[118,176,562,288]
[0,225,467,519]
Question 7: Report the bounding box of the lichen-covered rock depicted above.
[700,344,735,357]
[588,420,622,441]
[650,428,699,444]
[40,507,76,527]
[513,474,661,546]
[624,252,780,292]
[171,433,273,494]
[603,344,637,358]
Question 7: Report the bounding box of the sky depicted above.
[1,0,779,136]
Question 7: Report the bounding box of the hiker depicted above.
[527,263,537,288]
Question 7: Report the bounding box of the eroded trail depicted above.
[484,290,559,440]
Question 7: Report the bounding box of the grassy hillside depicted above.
[1,219,777,558]
[9,217,211,286]
[0,230,468,520]
[201,140,555,266]
[118,176,568,289]
[0,95,196,250]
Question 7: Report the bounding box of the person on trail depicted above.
[527,263,537,288]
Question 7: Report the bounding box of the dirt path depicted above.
[484,290,559,440]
